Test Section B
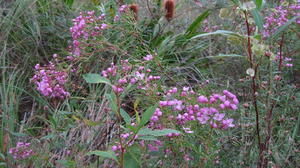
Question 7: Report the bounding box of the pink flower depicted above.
[221,118,235,129]
[197,95,208,103]
[213,113,225,121]
[143,54,153,61]
[101,23,108,29]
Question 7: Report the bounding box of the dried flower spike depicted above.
[129,4,139,20]
[164,0,175,21]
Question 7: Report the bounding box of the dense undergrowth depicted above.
[0,0,299,167]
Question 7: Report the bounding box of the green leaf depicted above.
[137,135,158,141]
[56,160,76,167]
[127,125,138,133]
[229,0,239,5]
[0,153,5,160]
[86,150,118,162]
[139,106,157,127]
[106,93,118,113]
[83,73,111,85]
[124,146,141,168]
[268,15,300,41]
[251,9,263,32]
[158,36,175,55]
[63,0,74,7]
[41,134,56,140]
[8,131,27,137]
[120,108,131,124]
[138,128,181,137]
[191,30,242,39]
[186,10,210,36]
[255,0,263,10]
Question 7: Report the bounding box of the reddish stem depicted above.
[244,11,263,168]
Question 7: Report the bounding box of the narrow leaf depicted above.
[186,10,210,35]
[251,9,263,32]
[191,30,242,39]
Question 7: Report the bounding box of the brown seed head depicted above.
[164,0,175,21]
[129,4,139,20]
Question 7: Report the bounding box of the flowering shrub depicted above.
[17,0,299,167]
[83,54,238,166]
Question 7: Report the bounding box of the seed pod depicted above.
[129,4,139,20]
[164,0,175,21]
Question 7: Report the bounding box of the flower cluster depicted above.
[9,142,34,160]
[70,11,107,56]
[153,88,237,131]
[31,56,69,99]
[132,88,238,153]
[263,3,300,38]
[101,57,160,95]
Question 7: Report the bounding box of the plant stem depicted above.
[244,11,262,168]
[278,34,285,71]
[116,93,124,168]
